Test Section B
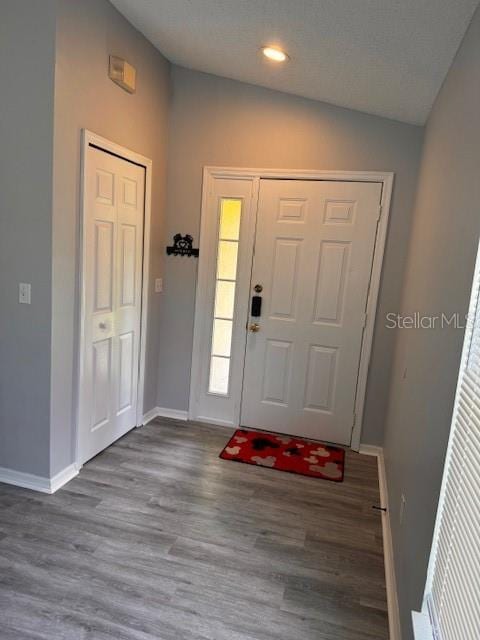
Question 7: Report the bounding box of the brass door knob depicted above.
[249,323,260,332]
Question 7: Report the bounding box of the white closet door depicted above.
[79,145,145,464]
[241,179,382,445]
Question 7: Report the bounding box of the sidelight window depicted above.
[208,199,242,395]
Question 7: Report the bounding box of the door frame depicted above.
[75,129,153,469]
[190,167,394,450]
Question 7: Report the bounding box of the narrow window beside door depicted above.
[208,198,242,395]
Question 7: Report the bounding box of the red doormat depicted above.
[219,429,345,482]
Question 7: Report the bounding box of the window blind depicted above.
[426,240,480,640]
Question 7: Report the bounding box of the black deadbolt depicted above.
[251,295,262,317]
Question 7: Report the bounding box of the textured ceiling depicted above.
[110,0,478,124]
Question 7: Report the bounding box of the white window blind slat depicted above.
[425,239,480,640]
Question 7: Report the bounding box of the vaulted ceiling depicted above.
[110,0,478,124]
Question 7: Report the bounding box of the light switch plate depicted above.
[19,283,31,304]
[155,278,163,293]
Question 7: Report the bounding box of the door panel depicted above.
[324,200,356,224]
[278,198,307,221]
[118,331,134,413]
[313,241,350,324]
[262,340,292,405]
[270,239,301,319]
[304,345,337,412]
[93,221,114,312]
[119,225,137,306]
[91,338,112,429]
[96,169,115,204]
[122,177,138,207]
[241,179,382,445]
[79,146,145,464]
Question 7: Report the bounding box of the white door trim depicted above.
[359,445,401,639]
[190,166,394,450]
[75,129,152,469]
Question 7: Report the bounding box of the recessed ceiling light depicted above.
[262,46,289,62]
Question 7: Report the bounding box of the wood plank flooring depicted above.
[0,419,388,639]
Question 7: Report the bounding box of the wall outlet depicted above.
[19,283,31,304]
[155,278,163,293]
[400,494,407,525]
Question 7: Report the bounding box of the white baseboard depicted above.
[194,415,236,428]
[143,406,189,424]
[0,466,51,493]
[142,406,161,424]
[0,462,78,494]
[359,444,383,457]
[359,444,402,640]
[49,463,79,493]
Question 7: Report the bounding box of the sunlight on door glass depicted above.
[217,241,238,280]
[214,280,236,319]
[208,198,243,395]
[212,319,233,357]
[219,199,241,240]
[209,356,230,395]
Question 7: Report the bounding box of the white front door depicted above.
[241,179,382,445]
[78,145,145,464]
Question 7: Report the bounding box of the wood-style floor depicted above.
[0,419,389,639]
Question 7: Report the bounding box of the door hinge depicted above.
[376,205,382,220]
[352,412,357,431]
[362,312,368,328]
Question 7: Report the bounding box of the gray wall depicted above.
[158,66,423,445]
[383,6,480,638]
[50,0,170,475]
[0,1,56,476]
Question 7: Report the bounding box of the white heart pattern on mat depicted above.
[225,446,241,455]
[310,447,330,458]
[251,455,276,468]
[309,462,342,479]
[234,436,248,444]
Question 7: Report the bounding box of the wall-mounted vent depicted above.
[108,55,136,94]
